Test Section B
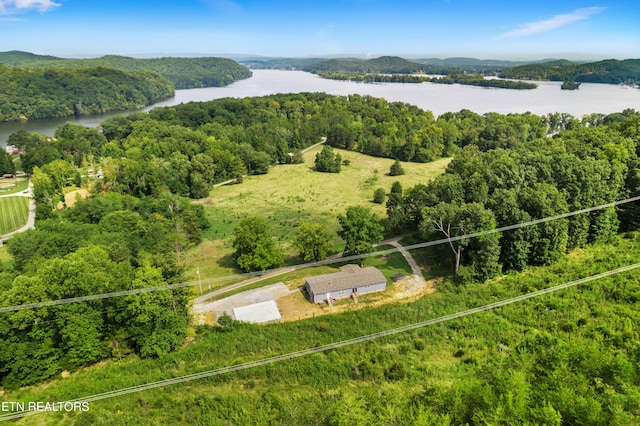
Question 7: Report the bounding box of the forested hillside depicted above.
[500,58,640,85]
[0,50,60,66]
[0,51,252,89]
[386,108,640,282]
[18,93,457,198]
[2,93,640,422]
[0,65,174,121]
[305,55,440,74]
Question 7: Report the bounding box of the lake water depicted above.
[2,70,640,147]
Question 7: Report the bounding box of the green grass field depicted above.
[0,177,29,195]
[183,147,450,282]
[0,196,29,235]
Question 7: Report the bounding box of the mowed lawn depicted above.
[0,196,29,235]
[184,146,451,282]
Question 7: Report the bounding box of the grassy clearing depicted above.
[0,196,29,235]
[184,148,450,281]
[362,245,414,280]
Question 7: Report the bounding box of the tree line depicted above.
[16,92,464,199]
[316,71,538,89]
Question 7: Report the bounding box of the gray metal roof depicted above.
[305,265,386,294]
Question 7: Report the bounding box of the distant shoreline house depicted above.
[304,264,387,304]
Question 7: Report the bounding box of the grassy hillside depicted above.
[182,147,451,282]
[2,232,638,425]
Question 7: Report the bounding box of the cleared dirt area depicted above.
[56,188,89,209]
[193,283,298,325]
[278,275,437,322]
[195,275,437,326]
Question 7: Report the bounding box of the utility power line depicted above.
[1,262,638,422]
[1,195,638,314]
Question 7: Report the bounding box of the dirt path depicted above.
[379,237,423,276]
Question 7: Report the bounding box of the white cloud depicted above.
[501,7,606,38]
[0,0,60,15]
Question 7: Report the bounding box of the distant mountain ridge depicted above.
[499,58,640,85]
[0,50,61,66]
[0,51,252,90]
[242,55,589,75]
[251,55,639,86]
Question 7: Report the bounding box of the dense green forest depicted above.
[0,190,208,388]
[0,65,174,121]
[1,92,640,422]
[387,108,640,282]
[316,71,538,89]
[0,51,252,89]
[0,50,61,66]
[240,56,327,70]
[499,58,640,86]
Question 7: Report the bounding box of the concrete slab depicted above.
[233,300,281,324]
[193,282,297,319]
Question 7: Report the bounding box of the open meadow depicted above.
[183,146,450,282]
[0,196,29,235]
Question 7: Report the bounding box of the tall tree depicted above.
[337,206,384,256]
[232,217,283,272]
[294,222,331,262]
[420,202,500,281]
[315,145,342,173]
[0,150,15,175]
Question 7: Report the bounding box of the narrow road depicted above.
[377,236,425,280]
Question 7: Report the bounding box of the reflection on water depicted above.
[2,70,639,147]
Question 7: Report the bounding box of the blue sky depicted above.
[0,0,638,59]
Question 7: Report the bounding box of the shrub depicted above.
[373,187,386,204]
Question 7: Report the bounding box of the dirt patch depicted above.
[276,275,437,323]
[56,188,89,209]
[194,275,437,326]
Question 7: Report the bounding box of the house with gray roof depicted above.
[305,264,387,303]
